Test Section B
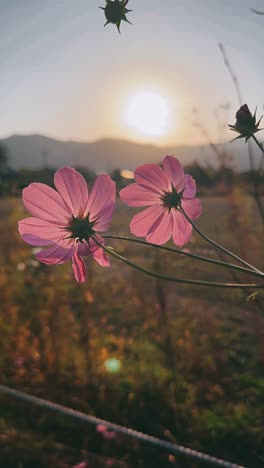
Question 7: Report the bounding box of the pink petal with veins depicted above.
[35,239,74,265]
[72,249,87,283]
[89,236,110,267]
[120,183,161,206]
[130,205,164,238]
[92,247,110,267]
[181,198,202,220]
[146,210,173,245]
[135,164,170,194]
[22,183,70,224]
[162,156,184,189]
[172,210,193,247]
[86,175,116,221]
[18,217,64,246]
[54,167,89,216]
[181,174,196,198]
[77,236,110,267]
[94,202,116,232]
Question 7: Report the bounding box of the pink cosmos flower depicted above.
[18,167,116,283]
[96,424,117,440]
[73,462,89,468]
[15,357,25,368]
[96,424,108,433]
[119,156,202,247]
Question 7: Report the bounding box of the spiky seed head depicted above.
[100,0,132,33]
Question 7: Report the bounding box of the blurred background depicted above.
[0,1,264,467]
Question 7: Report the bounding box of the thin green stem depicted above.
[252,134,264,174]
[259,153,264,174]
[249,135,264,223]
[252,134,264,154]
[102,234,264,280]
[180,206,263,275]
[92,236,264,289]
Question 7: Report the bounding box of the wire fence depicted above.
[0,384,245,468]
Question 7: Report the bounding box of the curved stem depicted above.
[252,134,264,174]
[259,153,264,174]
[252,134,264,154]
[92,236,264,289]
[249,135,264,224]
[102,235,264,280]
[180,206,263,275]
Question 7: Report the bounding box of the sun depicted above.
[126,91,170,138]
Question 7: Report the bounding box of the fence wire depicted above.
[0,384,244,468]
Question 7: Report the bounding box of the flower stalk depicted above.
[92,236,264,289]
[102,234,264,280]
[180,205,263,275]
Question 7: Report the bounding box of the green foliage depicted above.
[0,163,262,198]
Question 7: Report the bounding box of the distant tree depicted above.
[74,166,96,184]
[110,168,129,190]
[16,168,56,190]
[0,143,7,172]
[185,161,217,188]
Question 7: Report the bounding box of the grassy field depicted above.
[0,193,263,467]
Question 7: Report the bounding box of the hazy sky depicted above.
[1,0,264,145]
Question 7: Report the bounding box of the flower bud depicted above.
[100,0,132,33]
[229,104,263,142]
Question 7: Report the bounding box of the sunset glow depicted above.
[126,91,170,138]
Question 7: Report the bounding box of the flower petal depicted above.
[171,210,193,247]
[181,198,202,220]
[134,164,170,194]
[93,202,116,232]
[86,175,116,222]
[120,183,161,207]
[92,247,110,267]
[162,156,184,190]
[181,175,196,198]
[22,183,70,224]
[54,167,89,216]
[146,210,173,245]
[87,235,110,266]
[18,217,64,246]
[73,239,110,267]
[77,242,90,257]
[35,239,74,265]
[72,249,87,283]
[130,205,164,237]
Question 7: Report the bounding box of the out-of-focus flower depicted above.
[18,167,116,283]
[105,459,115,466]
[96,424,117,440]
[229,104,263,142]
[73,461,89,468]
[100,0,132,33]
[120,156,202,247]
[15,357,25,367]
[97,424,107,433]
[16,262,26,271]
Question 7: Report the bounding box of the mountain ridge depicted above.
[1,134,254,172]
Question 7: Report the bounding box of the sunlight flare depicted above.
[126,91,170,137]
